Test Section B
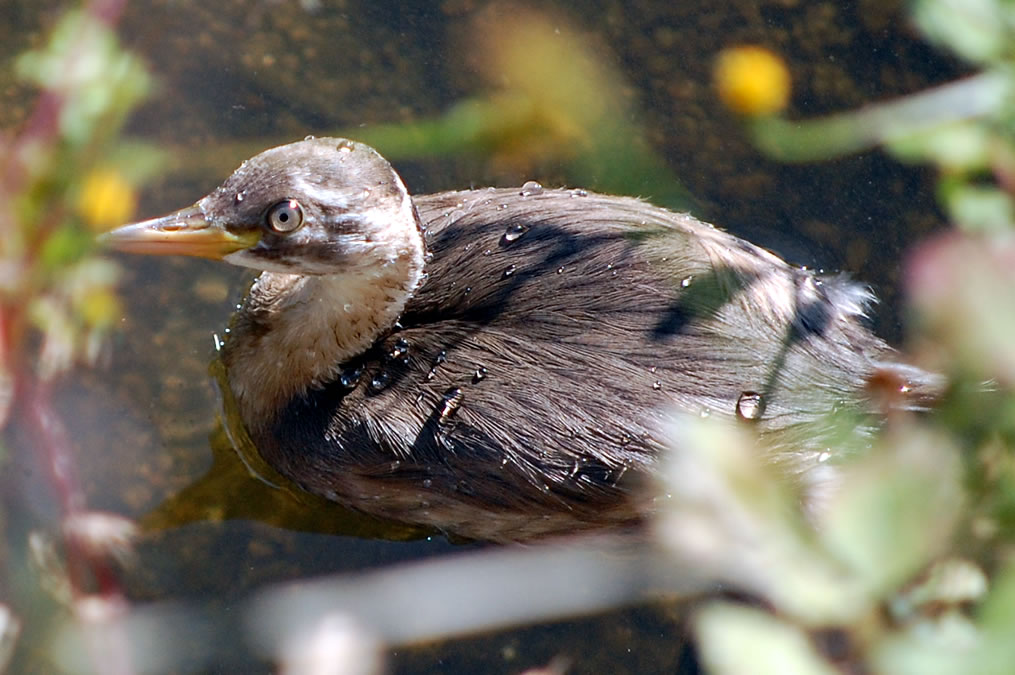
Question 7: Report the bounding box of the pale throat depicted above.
[223,213,427,430]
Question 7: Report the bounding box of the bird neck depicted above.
[222,221,427,431]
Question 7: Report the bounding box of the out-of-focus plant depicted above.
[6,5,160,393]
[696,1,1015,673]
[1,1,163,672]
[344,4,696,212]
[717,1,1015,234]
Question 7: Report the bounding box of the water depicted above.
[437,387,464,422]
[735,390,765,421]
[339,364,364,388]
[0,1,957,673]
[519,180,544,196]
[390,337,410,363]
[500,223,528,244]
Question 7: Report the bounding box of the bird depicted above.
[103,137,940,542]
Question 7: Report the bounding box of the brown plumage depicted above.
[104,138,939,542]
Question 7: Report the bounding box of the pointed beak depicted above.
[99,205,261,260]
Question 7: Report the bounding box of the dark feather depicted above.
[247,187,939,541]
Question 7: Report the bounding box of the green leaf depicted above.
[887,122,993,172]
[940,182,1015,233]
[911,0,1009,64]
[819,425,964,596]
[696,603,839,675]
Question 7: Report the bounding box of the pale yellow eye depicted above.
[266,199,304,233]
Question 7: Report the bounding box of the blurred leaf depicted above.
[887,122,993,172]
[874,564,1015,675]
[908,235,1015,386]
[939,180,1015,233]
[16,10,151,147]
[343,6,697,212]
[911,0,1010,64]
[819,424,964,595]
[977,562,1015,630]
[656,414,868,625]
[696,603,838,675]
[39,227,94,269]
[103,141,170,185]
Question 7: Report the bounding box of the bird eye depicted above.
[266,199,304,233]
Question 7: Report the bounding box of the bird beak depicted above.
[100,205,261,260]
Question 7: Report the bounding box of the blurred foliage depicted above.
[693,0,1015,673]
[1,2,163,673]
[730,0,1015,234]
[343,5,697,213]
[2,6,164,390]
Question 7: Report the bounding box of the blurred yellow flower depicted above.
[76,168,137,231]
[715,46,791,117]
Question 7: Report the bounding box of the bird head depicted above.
[102,137,423,276]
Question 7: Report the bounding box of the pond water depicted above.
[2,1,959,673]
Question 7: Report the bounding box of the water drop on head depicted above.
[736,391,765,421]
[304,134,316,141]
[471,366,488,384]
[500,223,529,244]
[463,286,473,296]
[502,264,517,278]
[681,276,693,288]
[556,266,565,274]
[422,478,432,489]
[571,188,588,197]
[519,180,543,197]
[234,191,246,203]
[652,380,662,390]
[482,249,492,257]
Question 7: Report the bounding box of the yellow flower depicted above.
[715,46,791,117]
[76,168,137,231]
